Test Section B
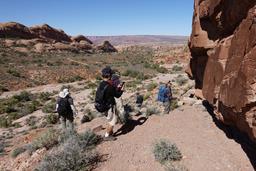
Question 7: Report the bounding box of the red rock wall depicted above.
[189,0,256,142]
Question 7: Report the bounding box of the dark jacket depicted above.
[99,80,123,105]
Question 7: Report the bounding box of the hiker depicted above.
[95,66,124,141]
[157,81,172,114]
[56,88,78,130]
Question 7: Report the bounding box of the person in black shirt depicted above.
[56,88,78,130]
[100,66,123,141]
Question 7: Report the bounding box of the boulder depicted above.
[189,0,256,142]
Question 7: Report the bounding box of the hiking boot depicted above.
[104,135,117,141]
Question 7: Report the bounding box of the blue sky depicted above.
[0,0,194,36]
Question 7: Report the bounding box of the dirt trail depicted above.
[80,105,254,171]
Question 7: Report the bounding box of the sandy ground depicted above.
[79,105,254,171]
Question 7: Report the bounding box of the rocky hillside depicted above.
[188,0,256,142]
[0,22,117,53]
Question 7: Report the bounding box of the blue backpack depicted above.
[157,85,166,102]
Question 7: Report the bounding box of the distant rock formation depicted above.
[0,22,116,53]
[96,41,118,53]
[188,0,256,142]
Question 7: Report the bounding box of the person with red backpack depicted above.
[56,88,78,130]
[95,66,124,141]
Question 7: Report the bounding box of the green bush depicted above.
[7,69,21,77]
[153,139,182,164]
[11,146,26,158]
[42,101,56,114]
[0,116,12,128]
[45,113,59,125]
[13,91,32,102]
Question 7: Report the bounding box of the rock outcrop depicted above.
[0,22,116,53]
[96,41,118,53]
[188,0,256,142]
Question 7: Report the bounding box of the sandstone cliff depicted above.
[188,0,256,142]
[0,22,117,53]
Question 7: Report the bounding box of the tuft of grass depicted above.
[29,128,60,154]
[26,116,37,127]
[11,146,26,158]
[153,139,182,164]
[13,91,32,102]
[7,68,21,77]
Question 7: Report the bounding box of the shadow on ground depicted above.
[202,100,256,170]
[114,117,147,137]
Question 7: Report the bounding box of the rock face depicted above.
[0,22,116,53]
[189,0,256,142]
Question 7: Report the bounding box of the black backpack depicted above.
[94,83,111,113]
[57,97,72,116]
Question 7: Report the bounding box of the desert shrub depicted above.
[30,128,60,153]
[172,65,183,72]
[7,68,21,77]
[78,130,102,149]
[0,85,9,92]
[42,100,56,113]
[39,92,52,101]
[153,139,182,164]
[143,92,151,100]
[146,107,159,117]
[86,81,97,89]
[122,69,140,78]
[176,76,188,86]
[35,130,101,171]
[20,100,39,115]
[13,91,32,102]
[147,82,158,91]
[0,116,12,128]
[170,99,179,110]
[11,146,26,158]
[45,113,59,125]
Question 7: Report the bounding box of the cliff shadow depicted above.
[202,100,256,169]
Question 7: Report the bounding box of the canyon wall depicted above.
[188,0,256,142]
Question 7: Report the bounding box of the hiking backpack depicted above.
[94,83,111,113]
[157,85,166,102]
[57,97,72,116]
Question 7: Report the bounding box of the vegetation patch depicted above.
[11,146,26,158]
[153,139,182,164]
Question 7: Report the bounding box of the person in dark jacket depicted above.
[56,88,78,130]
[100,66,123,141]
